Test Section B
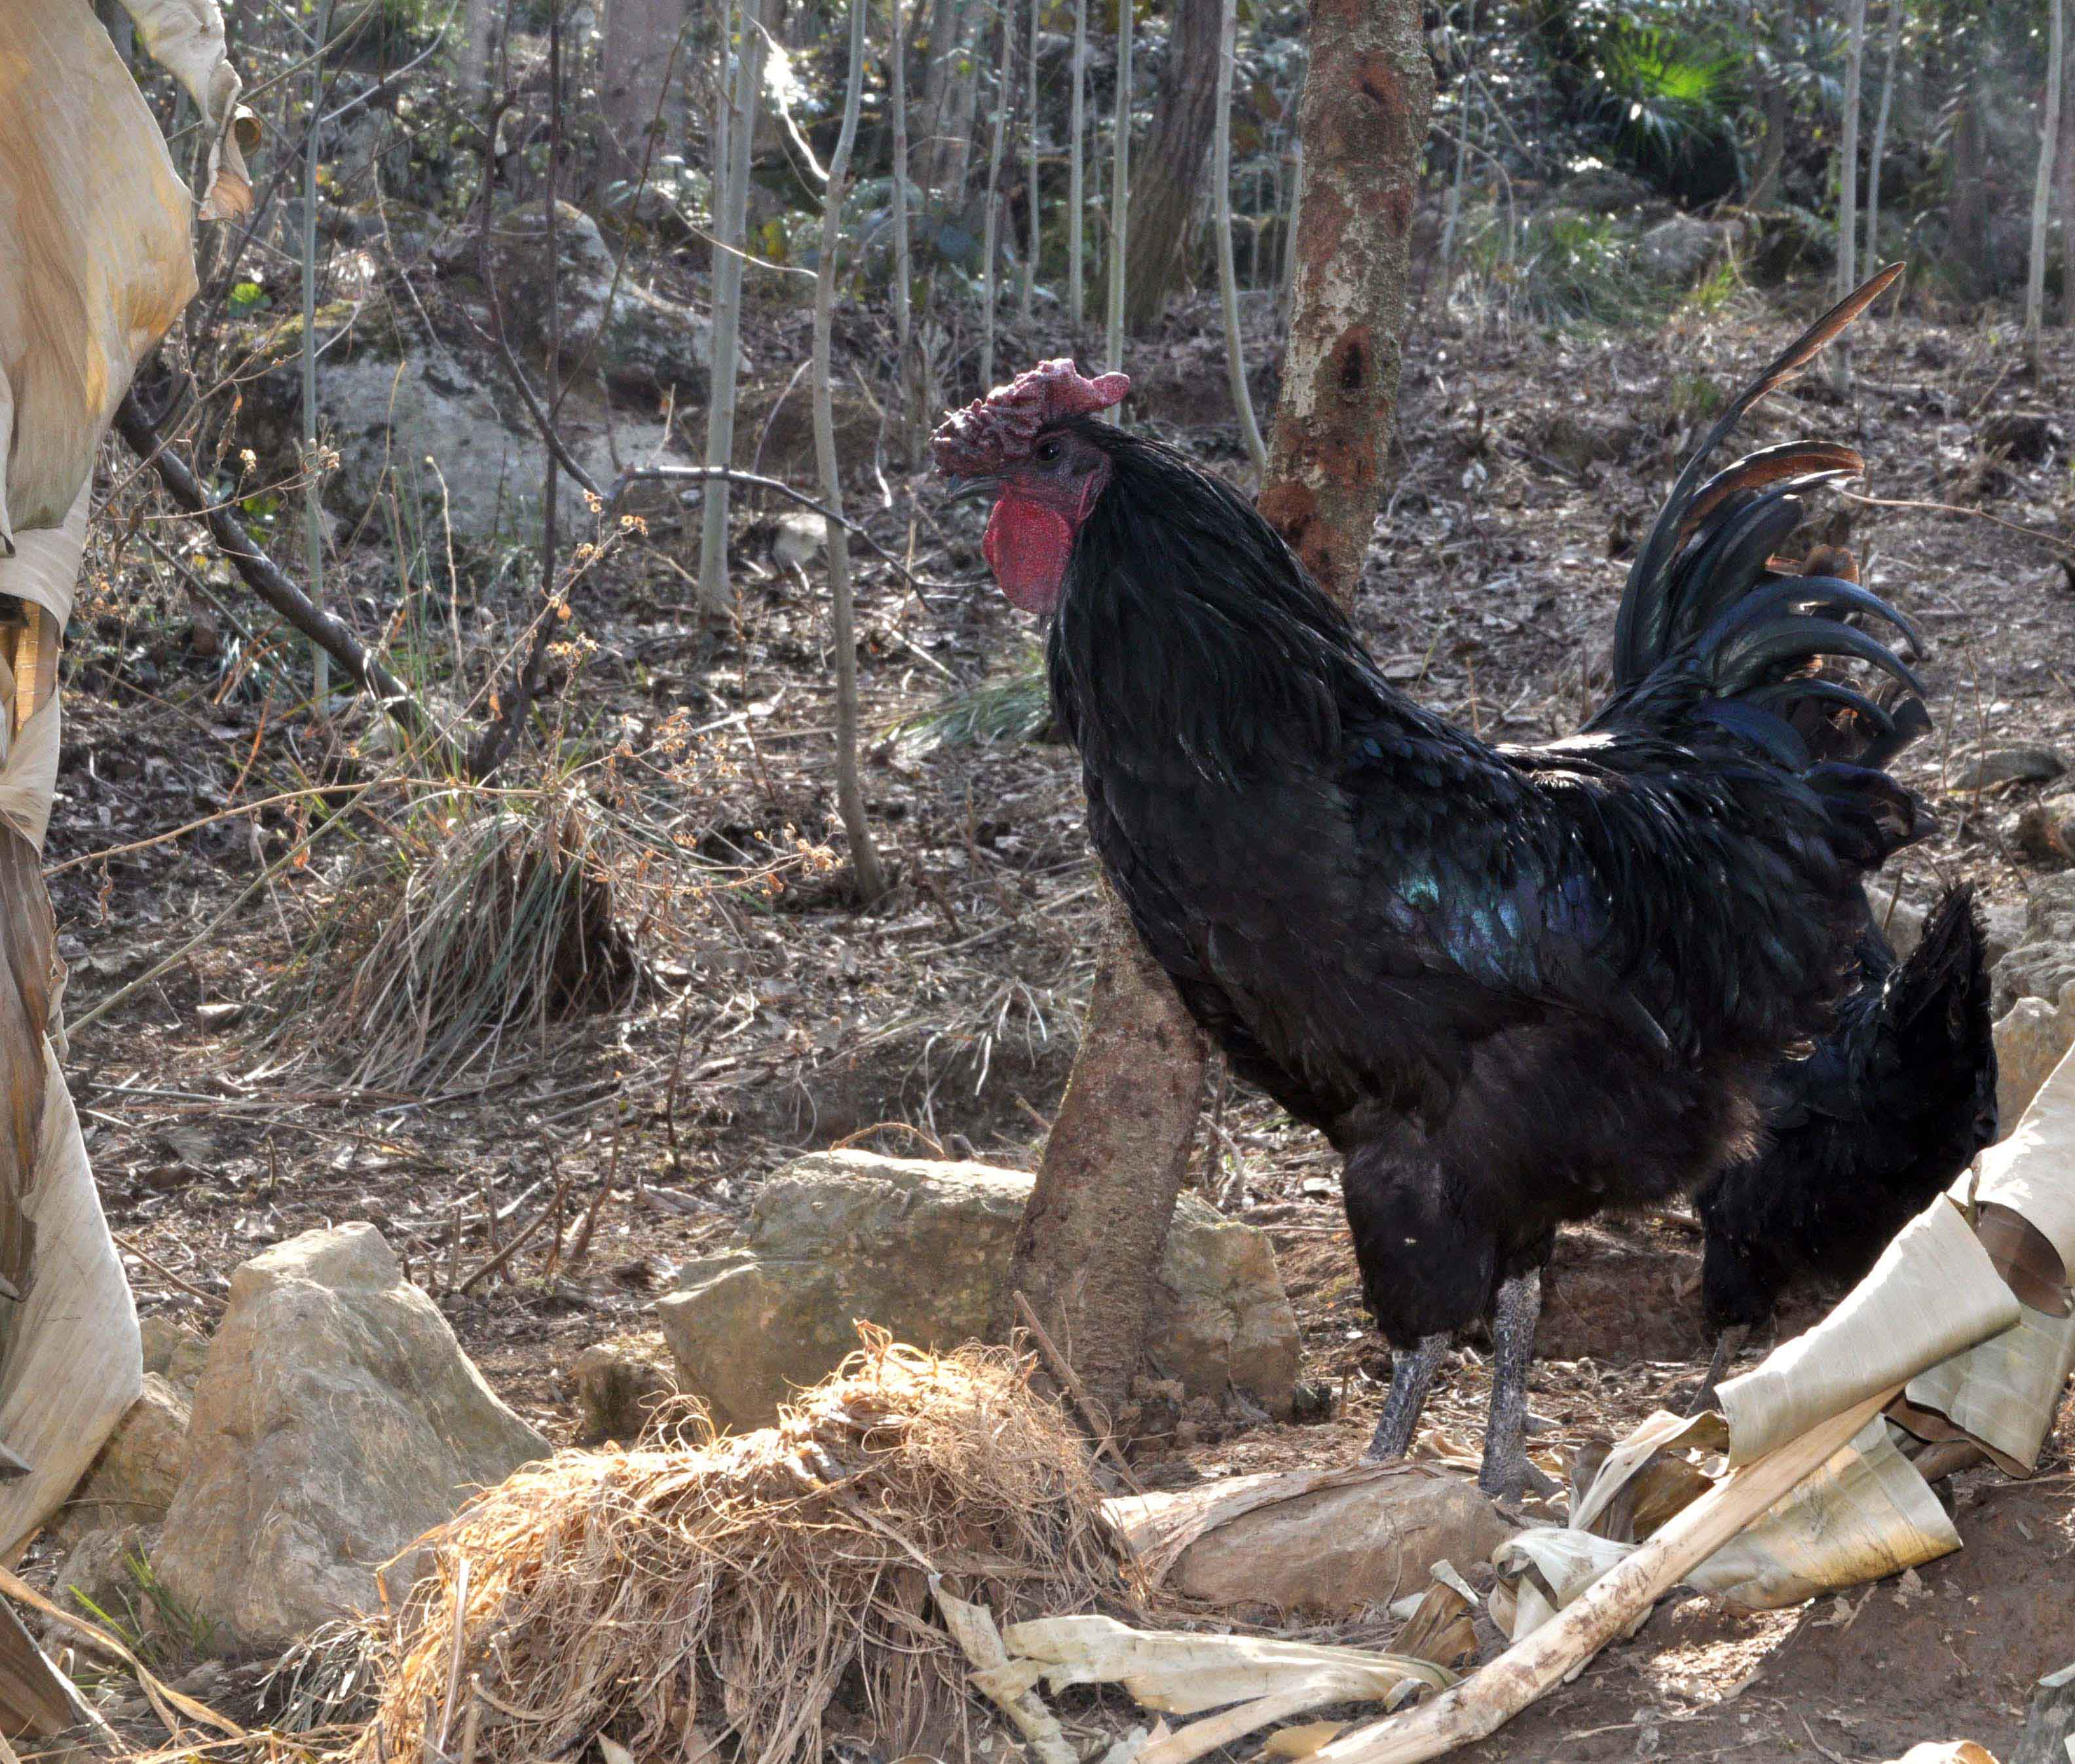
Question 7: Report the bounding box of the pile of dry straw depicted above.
[347,1330,1130,1764]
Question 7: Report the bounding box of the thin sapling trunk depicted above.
[1212,0,1265,473]
[1865,0,1901,273]
[697,0,767,614]
[813,0,888,902]
[1104,0,1131,381]
[303,0,336,713]
[1831,0,1867,396]
[2027,0,2065,360]
[1069,0,1087,328]
[982,0,1012,387]
[1020,0,1040,324]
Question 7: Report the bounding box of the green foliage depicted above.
[1470,210,1673,331]
[69,1547,221,1672]
[894,658,1053,753]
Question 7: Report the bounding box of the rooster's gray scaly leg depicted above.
[1685,1323,1750,1417]
[1480,1268,1552,1499]
[1362,1333,1448,1463]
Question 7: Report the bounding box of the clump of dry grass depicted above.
[348,1332,1129,1764]
[279,792,643,1088]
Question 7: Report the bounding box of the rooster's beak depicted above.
[943,474,1001,506]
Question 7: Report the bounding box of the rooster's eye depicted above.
[1034,439,1062,464]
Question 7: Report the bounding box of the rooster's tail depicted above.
[1592,267,1933,869]
[1600,265,1930,780]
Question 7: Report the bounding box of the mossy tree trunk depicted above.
[1256,0,1434,609]
[1002,895,1205,1420]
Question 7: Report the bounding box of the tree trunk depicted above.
[1002,893,1205,1419]
[1021,0,1041,323]
[696,0,768,613]
[981,0,1013,387]
[2062,9,2075,324]
[1069,0,1087,328]
[1256,0,1434,609]
[1830,0,1867,395]
[1213,0,1267,474]
[1746,3,1786,208]
[1122,0,1222,330]
[1949,86,1991,300]
[601,0,684,188]
[813,0,887,905]
[2026,0,2065,354]
[1865,0,1902,272]
[1104,0,1133,379]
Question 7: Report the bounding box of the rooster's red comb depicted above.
[930,359,1131,476]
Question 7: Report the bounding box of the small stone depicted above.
[48,1526,156,1629]
[2013,1661,2075,1764]
[2017,795,2075,866]
[1981,901,2028,971]
[1979,411,2066,464]
[1636,214,1723,284]
[1992,983,2075,1129]
[139,1316,210,1397]
[569,1340,678,1445]
[54,1374,188,1543]
[155,1224,549,1653]
[770,512,829,570]
[1953,745,2066,791]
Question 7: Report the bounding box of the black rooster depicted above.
[1691,884,1997,1404]
[933,271,1932,1497]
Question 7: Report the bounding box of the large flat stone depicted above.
[1163,1468,1512,1616]
[657,1152,1299,1429]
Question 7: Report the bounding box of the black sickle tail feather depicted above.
[1888,884,1994,1043]
[1594,267,1930,793]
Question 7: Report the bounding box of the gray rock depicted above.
[310,352,692,552]
[2017,794,2075,867]
[1993,985,2075,1131]
[1867,886,1928,961]
[1982,899,2029,971]
[1990,876,2075,1014]
[140,1316,209,1398]
[54,1374,188,1543]
[155,1224,548,1653]
[1163,1469,1513,1616]
[656,1152,1301,1430]
[1953,745,2066,791]
[569,1339,678,1445]
[458,200,713,400]
[1636,215,1723,284]
[2015,1661,2075,1764]
[48,1526,157,1628]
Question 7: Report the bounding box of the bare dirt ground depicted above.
[45,276,2075,1754]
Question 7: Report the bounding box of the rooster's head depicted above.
[931,359,1129,614]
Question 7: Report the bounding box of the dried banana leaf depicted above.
[1000,1614,1455,1715]
[1687,1417,1958,1609]
[1489,1530,1634,1643]
[1966,1039,2075,1299]
[0,0,241,1547]
[3,5,187,540]
[1896,1302,2075,1475]
[1717,1196,2019,1465]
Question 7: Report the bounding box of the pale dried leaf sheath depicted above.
[0,0,242,1548]
[1,3,198,542]
[1716,1194,2018,1465]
